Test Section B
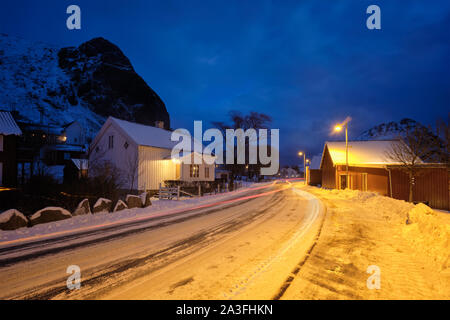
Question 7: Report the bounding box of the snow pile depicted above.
[403,203,450,270]
[312,187,449,270]
[315,188,380,202]
[0,209,27,224]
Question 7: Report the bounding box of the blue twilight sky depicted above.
[1,0,449,165]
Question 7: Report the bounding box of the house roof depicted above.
[0,111,22,135]
[309,154,322,170]
[321,140,414,168]
[110,117,181,149]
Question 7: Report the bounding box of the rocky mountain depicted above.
[0,33,170,137]
[357,118,445,162]
[356,118,425,141]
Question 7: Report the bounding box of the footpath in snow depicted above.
[282,187,450,300]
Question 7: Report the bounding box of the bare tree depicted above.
[436,114,450,167]
[125,151,140,193]
[385,126,440,202]
[212,111,272,180]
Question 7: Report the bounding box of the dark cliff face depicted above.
[58,37,170,129]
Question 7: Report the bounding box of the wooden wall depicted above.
[390,168,449,210]
[308,169,322,186]
[321,146,336,189]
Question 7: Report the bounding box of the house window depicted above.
[124,141,129,149]
[205,167,209,178]
[190,164,199,178]
[95,146,100,153]
[108,135,114,149]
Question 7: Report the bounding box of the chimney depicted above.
[155,121,164,129]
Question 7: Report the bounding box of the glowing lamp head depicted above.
[334,125,343,132]
[298,151,303,156]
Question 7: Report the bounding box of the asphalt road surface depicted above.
[0,181,324,300]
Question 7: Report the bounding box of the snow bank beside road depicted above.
[0,183,267,245]
[284,186,449,299]
[404,204,450,270]
[311,188,449,271]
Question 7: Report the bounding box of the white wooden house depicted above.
[89,117,215,191]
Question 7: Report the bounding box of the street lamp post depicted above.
[334,121,350,189]
[298,151,306,185]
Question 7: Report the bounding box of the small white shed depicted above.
[89,117,215,191]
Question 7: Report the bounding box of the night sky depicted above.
[1,0,449,165]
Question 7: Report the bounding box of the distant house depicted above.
[15,120,87,183]
[320,140,449,210]
[215,165,231,182]
[280,167,299,178]
[307,154,322,186]
[0,111,22,187]
[89,117,215,191]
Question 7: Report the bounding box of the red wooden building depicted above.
[320,140,449,210]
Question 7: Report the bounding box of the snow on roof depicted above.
[110,117,179,149]
[110,117,203,151]
[323,140,410,167]
[0,111,22,135]
[310,154,322,170]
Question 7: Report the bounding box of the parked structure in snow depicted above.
[0,111,22,187]
[307,154,322,186]
[320,140,449,210]
[89,117,215,191]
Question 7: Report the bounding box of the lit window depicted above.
[190,164,199,178]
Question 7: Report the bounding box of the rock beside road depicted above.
[140,192,152,207]
[126,195,142,209]
[0,209,29,230]
[93,198,112,213]
[30,207,72,226]
[73,199,91,216]
[114,200,128,212]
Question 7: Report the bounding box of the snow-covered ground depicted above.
[0,182,270,246]
[283,187,450,300]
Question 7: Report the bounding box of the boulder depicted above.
[93,198,112,213]
[30,207,72,226]
[72,198,91,216]
[113,200,128,212]
[140,192,152,207]
[0,209,28,230]
[126,195,142,209]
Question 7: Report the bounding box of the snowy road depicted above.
[0,181,324,300]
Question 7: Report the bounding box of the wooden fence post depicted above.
[177,186,180,200]
[159,183,161,200]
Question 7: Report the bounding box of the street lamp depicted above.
[298,151,306,185]
[334,120,350,188]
